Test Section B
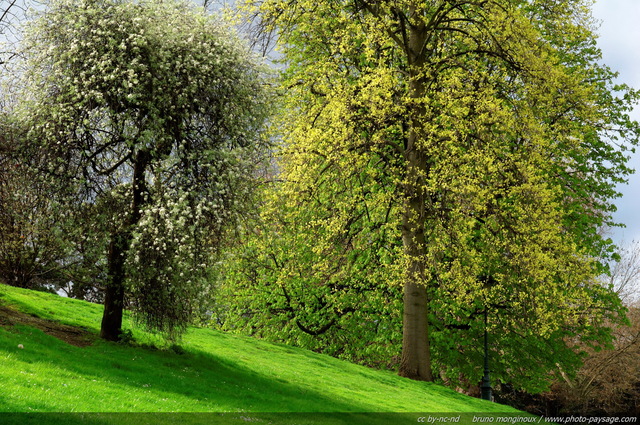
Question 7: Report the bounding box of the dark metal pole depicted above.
[481,309,492,401]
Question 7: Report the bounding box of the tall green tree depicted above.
[240,0,638,386]
[17,0,271,341]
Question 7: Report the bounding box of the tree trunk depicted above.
[398,150,433,381]
[400,278,432,380]
[100,231,128,341]
[398,11,433,381]
[99,150,150,341]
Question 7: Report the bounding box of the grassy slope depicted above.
[0,285,527,421]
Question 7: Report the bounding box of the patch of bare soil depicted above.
[0,304,95,347]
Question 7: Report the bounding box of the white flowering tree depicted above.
[18,0,271,341]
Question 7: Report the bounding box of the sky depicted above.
[591,0,640,246]
[1,0,638,245]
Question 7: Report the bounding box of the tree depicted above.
[240,0,638,386]
[0,0,24,67]
[17,0,271,341]
[610,241,640,306]
[551,305,640,416]
[1,0,75,294]
[218,180,404,367]
[551,242,640,415]
[0,114,74,291]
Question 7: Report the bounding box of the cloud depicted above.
[593,1,640,87]
[592,0,640,246]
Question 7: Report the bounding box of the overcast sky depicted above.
[592,0,640,246]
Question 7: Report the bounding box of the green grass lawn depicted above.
[0,285,533,424]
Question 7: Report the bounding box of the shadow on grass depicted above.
[0,322,373,414]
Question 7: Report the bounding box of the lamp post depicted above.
[481,309,492,401]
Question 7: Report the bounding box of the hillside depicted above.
[0,285,531,424]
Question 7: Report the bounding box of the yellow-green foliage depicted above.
[224,0,639,392]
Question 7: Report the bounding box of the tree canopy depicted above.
[2,0,638,398]
[227,0,639,391]
[15,0,271,341]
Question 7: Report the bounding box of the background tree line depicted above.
[1,0,639,416]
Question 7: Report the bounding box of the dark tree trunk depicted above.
[100,231,128,341]
[99,150,150,341]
